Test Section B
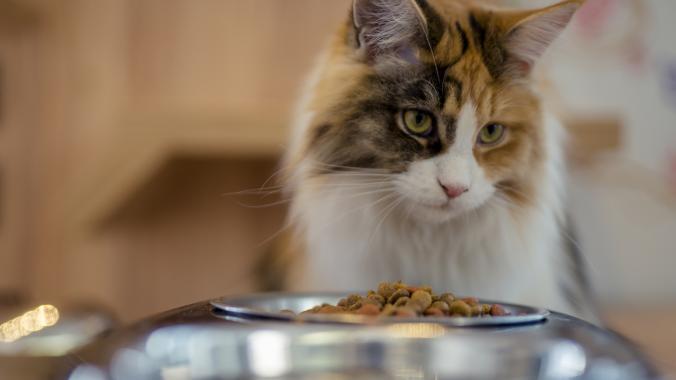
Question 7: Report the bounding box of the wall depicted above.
[542,0,676,306]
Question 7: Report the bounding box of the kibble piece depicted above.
[470,305,482,316]
[410,290,433,310]
[450,300,472,317]
[394,296,410,307]
[367,294,386,305]
[439,293,455,305]
[431,301,450,314]
[380,304,396,316]
[377,282,397,299]
[406,285,432,294]
[406,299,426,313]
[387,289,410,305]
[362,297,381,307]
[490,304,508,316]
[356,304,381,316]
[348,301,363,311]
[346,294,362,307]
[317,305,345,314]
[462,297,479,306]
[481,304,492,315]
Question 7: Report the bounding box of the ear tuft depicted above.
[504,0,583,75]
[352,0,426,61]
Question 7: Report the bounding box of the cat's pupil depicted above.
[415,113,424,125]
[487,125,496,134]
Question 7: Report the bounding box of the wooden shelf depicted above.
[73,110,288,229]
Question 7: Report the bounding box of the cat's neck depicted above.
[294,181,561,301]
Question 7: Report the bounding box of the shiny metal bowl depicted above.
[57,297,660,380]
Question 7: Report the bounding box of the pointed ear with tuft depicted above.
[502,0,584,76]
[352,0,429,64]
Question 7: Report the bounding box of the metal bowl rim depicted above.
[210,291,550,327]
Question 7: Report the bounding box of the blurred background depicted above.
[0,0,674,375]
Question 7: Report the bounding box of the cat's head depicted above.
[292,0,582,224]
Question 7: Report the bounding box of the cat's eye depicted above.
[477,123,506,146]
[402,110,434,136]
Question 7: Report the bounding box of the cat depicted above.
[276,0,597,321]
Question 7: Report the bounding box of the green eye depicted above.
[402,110,434,136]
[478,123,506,146]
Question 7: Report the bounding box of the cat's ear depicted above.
[501,0,584,76]
[351,0,430,64]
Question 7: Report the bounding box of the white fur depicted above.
[286,97,584,318]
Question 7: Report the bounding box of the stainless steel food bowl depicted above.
[58,293,660,380]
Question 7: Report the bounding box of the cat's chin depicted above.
[403,200,473,225]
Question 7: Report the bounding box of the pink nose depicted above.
[439,181,469,199]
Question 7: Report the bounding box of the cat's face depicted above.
[294,0,581,224]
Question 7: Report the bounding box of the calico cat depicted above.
[278,0,596,320]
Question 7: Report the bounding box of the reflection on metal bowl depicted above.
[56,295,660,380]
[0,303,115,380]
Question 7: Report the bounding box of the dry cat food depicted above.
[296,281,509,318]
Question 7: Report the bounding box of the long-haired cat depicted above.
[278,0,596,320]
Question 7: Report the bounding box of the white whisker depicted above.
[306,191,400,239]
[365,194,405,255]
